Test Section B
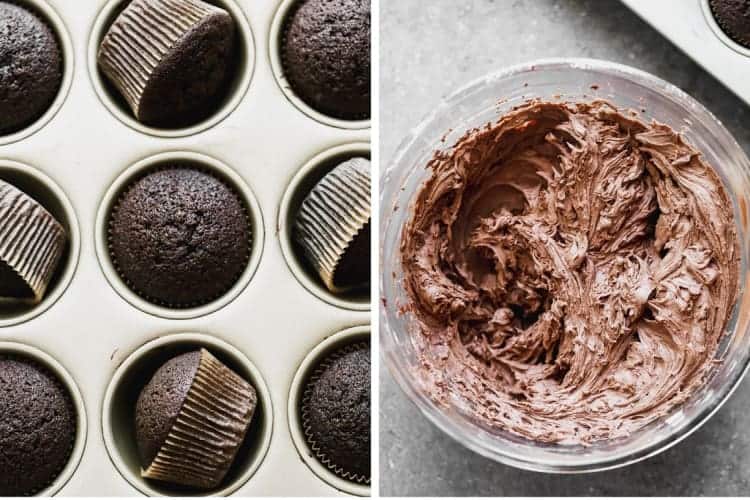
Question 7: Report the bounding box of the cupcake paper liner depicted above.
[294,158,371,293]
[0,180,66,304]
[107,165,252,309]
[300,341,371,485]
[97,0,229,121]
[142,348,257,489]
[0,353,77,496]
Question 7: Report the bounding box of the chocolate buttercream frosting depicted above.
[399,100,740,445]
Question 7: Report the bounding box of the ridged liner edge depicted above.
[97,0,228,120]
[294,158,371,293]
[106,164,252,309]
[299,341,371,485]
[0,180,66,303]
[142,348,258,490]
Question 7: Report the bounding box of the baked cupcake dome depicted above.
[135,348,258,490]
[107,165,251,308]
[281,0,371,120]
[709,0,750,49]
[0,1,63,135]
[97,0,237,127]
[0,354,76,496]
[301,341,371,483]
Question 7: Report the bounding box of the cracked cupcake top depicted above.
[108,166,250,308]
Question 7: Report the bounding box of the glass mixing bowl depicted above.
[380,58,750,473]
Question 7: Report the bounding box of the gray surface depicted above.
[379,0,750,496]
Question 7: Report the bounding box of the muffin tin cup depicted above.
[94,151,265,320]
[101,332,273,497]
[0,0,74,147]
[88,0,256,138]
[279,142,371,312]
[268,0,370,131]
[2,0,370,494]
[701,0,750,58]
[0,341,88,497]
[295,157,370,293]
[0,160,80,328]
[287,325,370,497]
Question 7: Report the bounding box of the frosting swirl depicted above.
[399,100,740,444]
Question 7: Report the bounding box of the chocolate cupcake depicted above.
[710,0,750,49]
[107,166,250,308]
[301,341,370,484]
[0,1,63,135]
[0,354,76,496]
[281,0,371,120]
[97,0,236,127]
[294,158,371,293]
[0,180,67,304]
[135,348,257,489]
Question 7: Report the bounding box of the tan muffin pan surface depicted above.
[620,0,750,106]
[0,0,370,496]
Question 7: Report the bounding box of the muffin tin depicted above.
[288,325,370,497]
[0,341,88,496]
[0,0,370,496]
[620,0,750,106]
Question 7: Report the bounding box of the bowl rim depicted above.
[379,57,750,473]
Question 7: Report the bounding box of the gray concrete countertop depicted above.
[379,0,750,496]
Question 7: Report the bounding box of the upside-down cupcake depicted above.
[107,165,251,308]
[0,179,67,304]
[294,157,371,293]
[97,0,237,127]
[300,340,371,484]
[135,348,258,489]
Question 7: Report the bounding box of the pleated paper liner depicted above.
[0,180,66,304]
[294,158,371,293]
[97,0,232,122]
[106,164,252,309]
[299,341,371,485]
[142,348,257,490]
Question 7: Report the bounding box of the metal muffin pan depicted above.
[102,333,274,497]
[0,0,73,147]
[620,0,750,106]
[268,0,370,130]
[0,341,88,497]
[0,0,371,496]
[287,325,370,497]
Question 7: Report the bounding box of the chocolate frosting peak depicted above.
[399,100,740,444]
